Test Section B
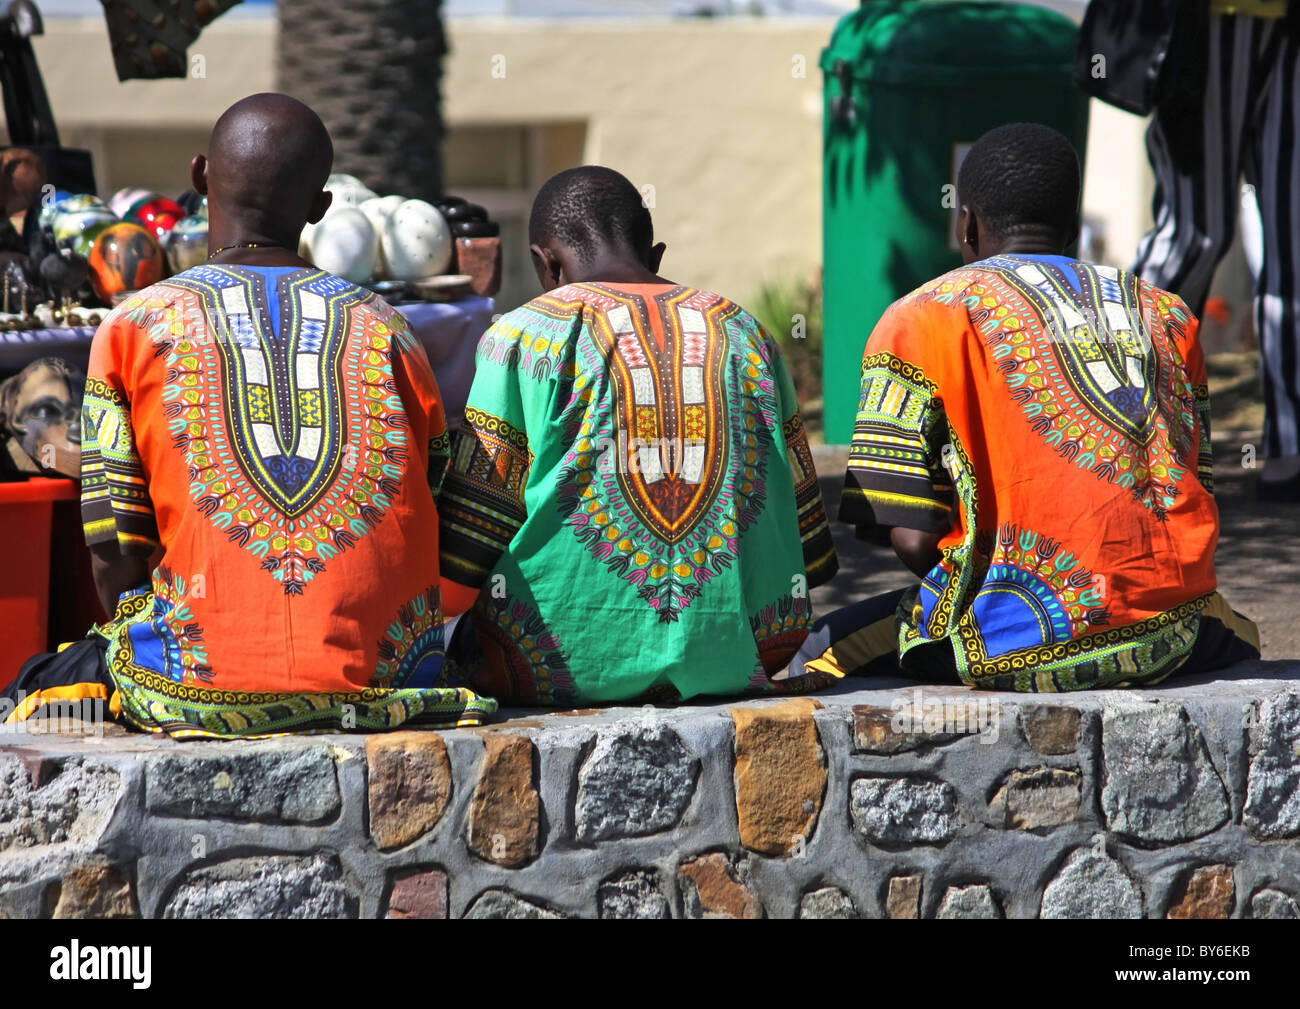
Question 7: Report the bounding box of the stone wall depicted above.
[2,666,1299,919]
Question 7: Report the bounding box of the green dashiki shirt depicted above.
[439,281,838,704]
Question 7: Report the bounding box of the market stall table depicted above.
[0,295,493,425]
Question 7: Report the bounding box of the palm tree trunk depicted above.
[275,0,444,201]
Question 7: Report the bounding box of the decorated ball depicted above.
[108,187,153,219]
[380,199,451,281]
[69,218,118,259]
[35,189,73,232]
[163,213,209,274]
[309,207,377,284]
[130,196,186,241]
[87,222,165,302]
[50,195,117,247]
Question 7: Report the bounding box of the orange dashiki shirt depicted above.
[80,264,496,736]
[840,254,1220,690]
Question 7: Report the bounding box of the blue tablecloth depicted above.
[0,295,494,427]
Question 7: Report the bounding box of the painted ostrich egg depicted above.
[88,222,165,302]
[309,207,377,284]
[380,199,451,281]
[50,196,117,247]
[130,196,187,241]
[108,187,153,219]
[69,218,117,258]
[36,189,73,231]
[325,173,378,210]
[163,213,210,274]
[359,195,405,277]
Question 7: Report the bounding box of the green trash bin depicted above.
[820,0,1089,444]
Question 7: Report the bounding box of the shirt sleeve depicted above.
[81,312,159,555]
[437,317,533,590]
[388,308,449,499]
[764,332,838,588]
[838,299,956,536]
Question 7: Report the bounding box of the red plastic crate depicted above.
[0,477,78,686]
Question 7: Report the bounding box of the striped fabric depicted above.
[81,376,159,554]
[840,352,954,533]
[1133,11,1300,457]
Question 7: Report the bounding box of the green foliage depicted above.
[749,273,824,431]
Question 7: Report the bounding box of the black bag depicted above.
[1074,0,1209,116]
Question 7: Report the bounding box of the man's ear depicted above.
[957,205,979,262]
[190,154,208,196]
[529,242,563,291]
[647,241,666,274]
[306,190,333,225]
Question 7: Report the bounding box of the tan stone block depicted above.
[1021,705,1082,755]
[52,863,136,919]
[886,875,922,919]
[366,732,453,851]
[853,704,958,754]
[467,733,539,868]
[989,767,1082,829]
[678,852,763,919]
[1167,864,1235,919]
[731,698,825,856]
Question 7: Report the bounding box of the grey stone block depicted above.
[463,888,563,919]
[1101,704,1230,844]
[937,884,1002,919]
[850,776,960,845]
[799,886,858,919]
[146,748,340,824]
[598,869,671,919]
[162,854,356,918]
[1040,846,1143,919]
[1244,692,1300,839]
[1250,888,1299,919]
[0,755,122,851]
[574,724,698,843]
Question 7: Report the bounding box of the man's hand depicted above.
[89,540,151,618]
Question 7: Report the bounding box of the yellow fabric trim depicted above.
[847,486,951,513]
[804,614,899,677]
[1201,591,1262,653]
[6,683,109,723]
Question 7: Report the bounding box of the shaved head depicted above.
[193,93,334,261]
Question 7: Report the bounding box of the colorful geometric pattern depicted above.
[106,575,488,738]
[842,255,1218,692]
[553,286,779,621]
[79,265,490,736]
[82,377,159,553]
[373,585,445,689]
[438,406,532,587]
[841,351,954,533]
[919,256,1202,519]
[118,267,414,594]
[440,281,837,702]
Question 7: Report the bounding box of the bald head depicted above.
[192,93,334,256]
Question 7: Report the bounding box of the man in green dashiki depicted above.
[438,166,837,704]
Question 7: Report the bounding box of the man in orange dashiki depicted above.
[2,94,495,736]
[793,123,1259,690]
